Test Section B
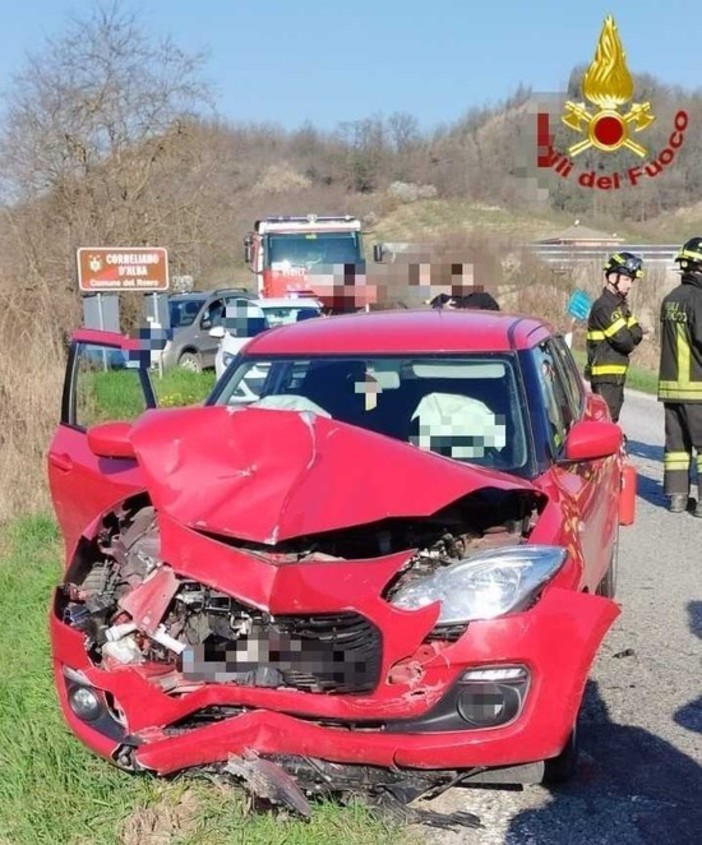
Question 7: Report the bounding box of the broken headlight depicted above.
[390,545,567,624]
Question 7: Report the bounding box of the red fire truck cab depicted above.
[243,215,371,312]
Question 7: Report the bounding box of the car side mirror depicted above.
[244,235,253,265]
[562,419,622,463]
[373,243,384,263]
[209,325,225,339]
[87,421,136,460]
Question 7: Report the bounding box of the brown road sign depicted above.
[77,247,169,293]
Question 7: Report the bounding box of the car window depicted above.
[169,298,205,328]
[214,354,531,474]
[201,298,225,329]
[262,306,306,327]
[532,342,573,453]
[550,336,584,421]
[258,304,321,327]
[71,343,151,429]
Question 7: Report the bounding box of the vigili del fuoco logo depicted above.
[536,15,688,189]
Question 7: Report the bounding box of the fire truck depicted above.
[243,215,372,312]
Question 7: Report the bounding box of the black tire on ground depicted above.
[542,720,579,785]
[178,351,202,373]
[596,524,619,599]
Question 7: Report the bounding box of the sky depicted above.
[0,0,698,133]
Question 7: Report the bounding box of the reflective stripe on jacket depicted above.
[585,288,643,384]
[658,274,702,402]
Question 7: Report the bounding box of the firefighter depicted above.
[657,236,702,515]
[585,252,645,423]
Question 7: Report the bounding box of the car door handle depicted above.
[49,452,73,472]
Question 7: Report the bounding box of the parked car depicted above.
[160,288,256,372]
[47,309,633,816]
[213,296,323,379]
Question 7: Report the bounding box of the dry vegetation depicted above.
[1,1,699,522]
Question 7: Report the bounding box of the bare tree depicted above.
[0,0,214,300]
[1,0,211,196]
[387,111,420,153]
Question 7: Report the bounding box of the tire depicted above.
[596,524,619,599]
[178,351,202,373]
[543,720,579,785]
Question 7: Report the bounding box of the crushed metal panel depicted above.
[128,404,540,544]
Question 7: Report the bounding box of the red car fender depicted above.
[417,586,620,747]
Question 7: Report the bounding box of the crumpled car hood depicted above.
[128,405,538,544]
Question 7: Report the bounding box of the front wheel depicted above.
[178,351,202,373]
[596,524,619,599]
[542,720,579,785]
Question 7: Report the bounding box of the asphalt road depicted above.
[413,389,702,845]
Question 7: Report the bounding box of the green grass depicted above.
[151,368,217,407]
[78,368,218,426]
[0,516,404,845]
[570,348,658,395]
[85,369,150,422]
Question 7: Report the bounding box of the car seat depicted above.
[298,361,368,424]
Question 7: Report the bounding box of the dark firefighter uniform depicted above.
[657,237,702,513]
[585,287,643,423]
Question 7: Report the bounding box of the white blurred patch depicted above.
[411,392,506,459]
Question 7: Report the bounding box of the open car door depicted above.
[47,329,157,562]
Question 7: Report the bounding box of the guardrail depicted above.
[376,241,681,266]
[528,244,680,264]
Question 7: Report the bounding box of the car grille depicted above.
[184,611,382,695]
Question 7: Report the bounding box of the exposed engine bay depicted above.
[57,489,540,696]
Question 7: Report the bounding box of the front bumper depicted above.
[51,586,618,776]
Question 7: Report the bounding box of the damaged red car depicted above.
[47,309,634,810]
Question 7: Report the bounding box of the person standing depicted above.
[585,252,645,423]
[657,237,702,515]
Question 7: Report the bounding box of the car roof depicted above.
[244,308,554,356]
[254,297,322,308]
[169,288,253,301]
[169,292,208,301]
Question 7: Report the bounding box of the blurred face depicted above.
[608,273,633,296]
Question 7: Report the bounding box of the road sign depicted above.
[77,247,169,293]
[566,288,593,320]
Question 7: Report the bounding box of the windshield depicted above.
[169,297,206,328]
[260,304,321,327]
[266,232,363,268]
[213,354,530,473]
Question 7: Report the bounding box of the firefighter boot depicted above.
[668,494,687,514]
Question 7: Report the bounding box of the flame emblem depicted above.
[561,16,655,157]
